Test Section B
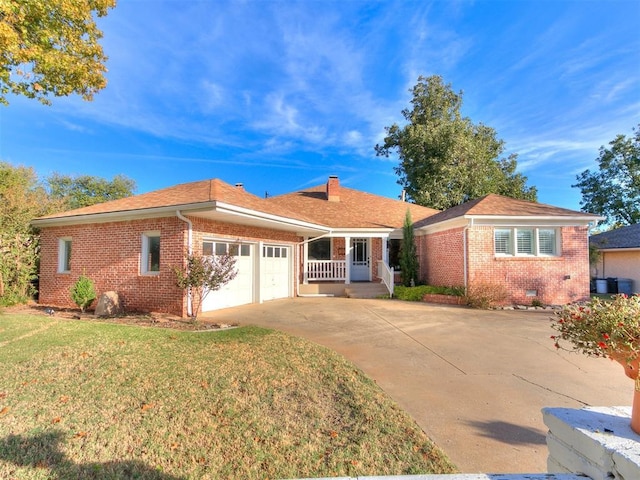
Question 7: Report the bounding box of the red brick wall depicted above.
[39,215,303,316]
[418,225,590,305]
[421,228,466,287]
[466,225,590,305]
[39,217,186,315]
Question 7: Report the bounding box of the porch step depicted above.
[344,282,390,299]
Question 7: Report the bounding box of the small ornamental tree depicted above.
[400,210,419,287]
[70,275,96,313]
[174,252,238,322]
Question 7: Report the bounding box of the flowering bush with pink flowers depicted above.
[551,294,640,360]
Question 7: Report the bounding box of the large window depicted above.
[494,228,559,256]
[141,232,161,274]
[58,238,72,273]
[308,238,331,260]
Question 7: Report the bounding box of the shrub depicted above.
[394,285,465,302]
[464,282,508,309]
[174,252,237,322]
[551,294,640,359]
[70,275,96,313]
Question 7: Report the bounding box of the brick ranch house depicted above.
[32,176,599,316]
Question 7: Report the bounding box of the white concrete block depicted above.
[546,431,606,480]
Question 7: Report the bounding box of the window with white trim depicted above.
[141,232,161,274]
[494,228,559,257]
[58,238,72,273]
[203,241,250,257]
[263,245,288,258]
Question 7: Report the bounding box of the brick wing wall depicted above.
[466,225,590,305]
[39,217,186,315]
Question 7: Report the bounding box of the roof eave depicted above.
[31,202,218,227]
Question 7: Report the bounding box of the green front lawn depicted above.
[0,313,455,479]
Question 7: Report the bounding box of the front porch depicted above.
[298,281,390,298]
[298,235,397,297]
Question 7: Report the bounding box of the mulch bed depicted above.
[2,303,237,331]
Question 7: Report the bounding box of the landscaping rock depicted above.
[95,291,123,317]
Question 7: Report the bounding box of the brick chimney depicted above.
[326,175,340,202]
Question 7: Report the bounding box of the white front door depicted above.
[350,238,370,281]
[202,242,253,311]
[260,245,291,301]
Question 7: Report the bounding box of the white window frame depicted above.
[58,237,72,273]
[141,231,161,275]
[203,240,251,257]
[494,227,560,257]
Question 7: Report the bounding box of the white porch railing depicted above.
[306,260,346,281]
[377,260,394,297]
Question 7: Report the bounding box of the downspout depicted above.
[463,219,473,291]
[176,210,193,317]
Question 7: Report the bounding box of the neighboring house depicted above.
[590,224,640,294]
[33,176,599,316]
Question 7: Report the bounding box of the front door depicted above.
[350,238,370,281]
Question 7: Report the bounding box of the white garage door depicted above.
[201,242,253,311]
[261,245,291,301]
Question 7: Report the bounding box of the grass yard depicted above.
[0,312,455,479]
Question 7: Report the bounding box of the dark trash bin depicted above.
[607,277,618,294]
[618,278,634,295]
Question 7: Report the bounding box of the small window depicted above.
[141,232,160,274]
[203,242,214,256]
[240,244,250,256]
[215,243,227,255]
[516,229,534,255]
[309,238,331,260]
[494,230,512,255]
[538,229,557,255]
[58,238,72,273]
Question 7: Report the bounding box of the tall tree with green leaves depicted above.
[573,125,640,227]
[399,210,418,287]
[0,162,59,305]
[47,173,136,209]
[376,75,537,210]
[0,0,115,105]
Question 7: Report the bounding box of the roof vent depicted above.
[327,175,340,202]
[235,183,244,191]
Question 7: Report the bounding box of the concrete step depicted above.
[344,282,389,299]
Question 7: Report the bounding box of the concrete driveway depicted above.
[201,297,632,474]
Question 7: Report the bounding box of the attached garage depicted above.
[201,241,254,311]
[261,244,291,301]
[201,241,292,312]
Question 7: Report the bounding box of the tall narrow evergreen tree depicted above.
[400,210,419,287]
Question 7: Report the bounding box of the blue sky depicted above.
[1,0,639,211]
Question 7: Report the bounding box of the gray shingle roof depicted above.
[590,224,640,249]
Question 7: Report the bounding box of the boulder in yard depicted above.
[95,291,123,317]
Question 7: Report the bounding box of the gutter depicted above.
[176,210,193,317]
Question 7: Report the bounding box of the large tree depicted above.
[0,162,60,305]
[0,0,115,105]
[47,173,136,209]
[376,75,537,210]
[573,125,640,226]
